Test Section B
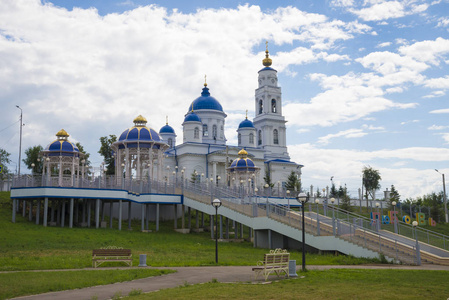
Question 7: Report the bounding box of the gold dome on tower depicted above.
[262,41,272,67]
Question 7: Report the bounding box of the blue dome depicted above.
[188,85,223,112]
[160,124,175,134]
[229,157,257,172]
[45,140,80,156]
[258,66,276,72]
[238,118,254,129]
[184,111,202,123]
[119,126,162,142]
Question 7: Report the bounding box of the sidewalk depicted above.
[12,264,449,300]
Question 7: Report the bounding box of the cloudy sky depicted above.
[1,0,449,200]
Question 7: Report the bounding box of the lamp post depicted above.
[392,201,398,234]
[286,190,290,209]
[315,198,320,235]
[412,220,421,265]
[296,192,309,272]
[435,169,448,223]
[330,197,336,236]
[375,202,380,232]
[212,198,222,263]
[277,181,280,197]
[16,105,23,176]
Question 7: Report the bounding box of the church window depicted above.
[271,99,276,113]
[168,138,173,147]
[220,126,223,138]
[273,129,279,144]
[249,133,254,144]
[203,124,208,136]
[259,100,263,114]
[194,127,199,139]
[258,130,262,145]
[212,125,217,139]
[238,133,241,145]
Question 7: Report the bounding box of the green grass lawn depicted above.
[0,269,175,300]
[0,192,379,271]
[122,269,449,300]
[2,191,448,299]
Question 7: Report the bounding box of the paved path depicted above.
[11,264,449,300]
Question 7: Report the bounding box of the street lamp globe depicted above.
[392,201,397,206]
[330,197,335,204]
[212,198,222,208]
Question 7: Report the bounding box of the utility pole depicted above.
[435,169,448,223]
[16,106,23,176]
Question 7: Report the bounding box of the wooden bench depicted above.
[92,248,132,268]
[252,248,290,281]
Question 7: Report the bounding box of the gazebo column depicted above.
[109,201,113,228]
[61,200,65,227]
[141,203,145,231]
[156,203,160,231]
[43,197,49,227]
[128,201,132,230]
[69,198,75,228]
[118,200,122,230]
[87,199,91,228]
[28,200,32,221]
[145,204,150,230]
[95,199,100,229]
[71,157,75,187]
[36,200,40,225]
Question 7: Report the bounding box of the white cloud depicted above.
[428,125,449,130]
[430,108,449,114]
[425,76,449,89]
[398,37,449,65]
[377,41,391,48]
[423,90,445,98]
[437,17,449,27]
[290,143,449,199]
[400,120,419,125]
[317,128,367,145]
[347,1,431,21]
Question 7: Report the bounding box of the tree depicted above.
[190,170,198,183]
[329,183,338,198]
[263,170,274,188]
[362,166,381,207]
[389,185,400,208]
[285,171,300,192]
[23,145,43,174]
[98,135,117,175]
[0,148,11,178]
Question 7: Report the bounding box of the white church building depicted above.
[159,48,303,192]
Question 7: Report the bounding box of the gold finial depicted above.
[166,116,168,125]
[238,149,248,156]
[245,109,248,119]
[133,115,147,126]
[204,74,207,87]
[56,129,69,137]
[263,40,272,67]
[191,103,194,113]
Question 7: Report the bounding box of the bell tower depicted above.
[253,42,290,160]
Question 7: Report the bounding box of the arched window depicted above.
[258,130,262,145]
[238,133,241,145]
[271,99,276,113]
[203,124,208,136]
[212,125,217,139]
[168,138,173,147]
[259,100,263,114]
[249,133,254,144]
[220,125,224,138]
[194,127,199,139]
[273,129,279,144]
